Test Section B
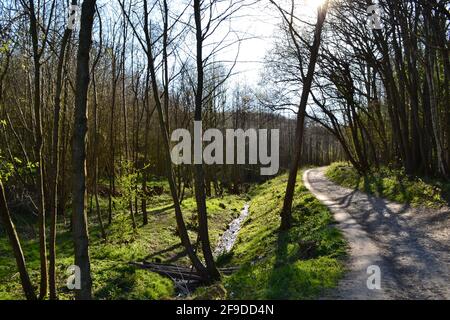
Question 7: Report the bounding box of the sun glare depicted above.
[305,0,327,9]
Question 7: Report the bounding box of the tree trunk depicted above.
[92,55,107,240]
[424,4,448,178]
[141,81,151,225]
[108,52,118,225]
[71,0,96,300]
[138,0,210,282]
[192,0,221,282]
[0,181,37,300]
[280,2,329,230]
[48,0,77,299]
[28,0,48,299]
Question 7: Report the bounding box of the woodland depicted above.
[0,0,449,300]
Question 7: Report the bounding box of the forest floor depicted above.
[0,181,247,300]
[304,167,450,299]
[210,173,347,300]
[0,172,348,300]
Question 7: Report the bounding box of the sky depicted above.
[209,0,324,86]
[95,0,324,90]
[215,2,279,85]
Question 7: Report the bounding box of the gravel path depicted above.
[303,167,450,300]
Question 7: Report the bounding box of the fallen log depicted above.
[129,262,203,281]
[129,261,240,279]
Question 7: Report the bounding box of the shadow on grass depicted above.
[267,231,290,299]
[148,204,174,215]
[144,243,183,263]
[361,172,411,205]
[93,264,173,300]
[330,163,449,207]
[266,227,320,300]
[94,265,135,299]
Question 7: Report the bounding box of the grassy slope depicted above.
[213,173,347,300]
[326,162,450,208]
[1,173,347,300]
[0,181,246,300]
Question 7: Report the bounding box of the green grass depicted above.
[218,173,347,300]
[326,162,449,208]
[1,173,346,300]
[0,183,246,300]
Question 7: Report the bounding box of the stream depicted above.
[173,203,250,297]
[214,203,250,257]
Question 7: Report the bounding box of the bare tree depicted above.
[48,0,78,300]
[22,0,56,299]
[192,0,221,281]
[71,0,97,300]
[120,0,212,281]
[270,0,330,230]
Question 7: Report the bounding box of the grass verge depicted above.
[325,162,449,208]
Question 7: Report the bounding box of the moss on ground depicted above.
[326,162,449,208]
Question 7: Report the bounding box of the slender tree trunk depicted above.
[48,0,77,299]
[28,0,48,299]
[0,181,37,300]
[92,65,106,241]
[60,77,69,225]
[280,2,329,230]
[424,5,448,178]
[138,0,210,281]
[91,4,106,241]
[141,93,151,226]
[192,0,220,282]
[71,0,96,300]
[108,53,118,225]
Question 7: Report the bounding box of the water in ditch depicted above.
[214,203,250,257]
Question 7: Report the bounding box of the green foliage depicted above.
[117,160,140,207]
[0,154,38,181]
[0,155,13,181]
[326,162,448,207]
[0,41,10,54]
[221,173,347,300]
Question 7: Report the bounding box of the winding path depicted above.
[303,167,450,300]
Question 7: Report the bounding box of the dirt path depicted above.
[303,167,450,300]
